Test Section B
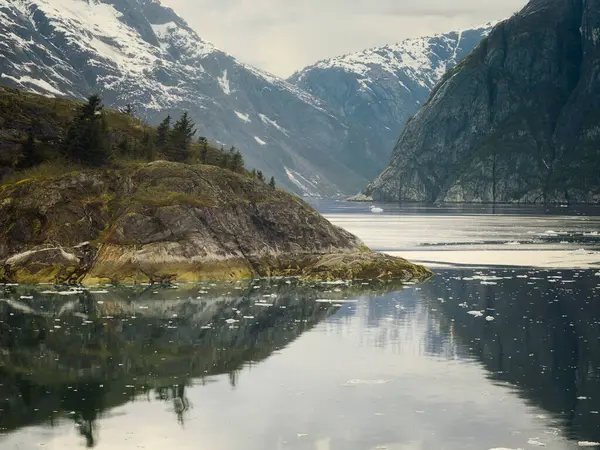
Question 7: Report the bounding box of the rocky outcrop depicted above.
[365,0,600,204]
[0,161,431,284]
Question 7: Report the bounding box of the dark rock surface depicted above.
[0,161,431,283]
[365,0,600,204]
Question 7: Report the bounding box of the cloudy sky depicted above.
[162,0,527,77]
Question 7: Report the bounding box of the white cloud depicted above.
[161,0,527,77]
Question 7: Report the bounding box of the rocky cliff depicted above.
[0,161,431,284]
[364,0,600,204]
[289,25,493,180]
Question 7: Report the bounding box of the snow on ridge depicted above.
[259,113,288,136]
[1,73,63,96]
[284,166,322,197]
[292,23,496,89]
[218,69,232,95]
[234,110,251,123]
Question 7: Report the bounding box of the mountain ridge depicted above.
[0,0,365,196]
[363,0,600,204]
[288,24,494,179]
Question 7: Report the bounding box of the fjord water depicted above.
[1,203,600,449]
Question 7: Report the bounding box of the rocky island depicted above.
[0,161,430,284]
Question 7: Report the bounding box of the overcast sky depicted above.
[161,0,527,78]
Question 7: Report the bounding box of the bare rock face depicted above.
[365,0,600,204]
[0,162,431,284]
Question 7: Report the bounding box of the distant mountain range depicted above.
[0,0,490,196]
[289,24,494,180]
[364,0,600,204]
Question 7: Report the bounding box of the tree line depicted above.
[14,94,276,188]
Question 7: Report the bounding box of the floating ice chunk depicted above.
[20,296,34,300]
[255,303,273,307]
[468,311,484,318]
[490,448,524,450]
[505,241,521,245]
[527,438,546,447]
[225,318,239,324]
[578,442,600,447]
[458,302,469,308]
[486,316,495,321]
[545,230,557,235]
[370,206,384,213]
[343,379,390,386]
[574,248,590,255]
[90,290,109,294]
[243,316,255,319]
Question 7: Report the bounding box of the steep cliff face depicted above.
[289,26,492,179]
[365,0,600,204]
[0,162,431,283]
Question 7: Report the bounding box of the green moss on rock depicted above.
[0,162,431,284]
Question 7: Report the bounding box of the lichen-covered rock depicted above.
[0,162,431,284]
[365,0,600,204]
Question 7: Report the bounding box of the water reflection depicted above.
[421,269,600,444]
[0,279,405,447]
[1,271,599,449]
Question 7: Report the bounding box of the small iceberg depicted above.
[578,442,600,447]
[485,316,495,322]
[370,205,384,214]
[468,311,484,318]
[573,248,590,255]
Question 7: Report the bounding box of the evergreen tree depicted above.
[250,169,257,178]
[118,136,130,156]
[230,150,244,172]
[142,132,156,161]
[156,115,171,149]
[18,130,41,169]
[198,137,208,163]
[170,112,196,162]
[256,170,265,182]
[268,176,276,189]
[227,146,237,170]
[64,94,110,167]
[220,151,230,169]
[120,103,135,116]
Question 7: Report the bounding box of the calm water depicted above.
[1,203,600,449]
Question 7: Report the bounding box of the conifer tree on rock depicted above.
[170,112,196,162]
[64,94,110,167]
[156,115,171,149]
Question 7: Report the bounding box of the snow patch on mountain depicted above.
[285,167,323,198]
[0,74,63,96]
[234,111,251,123]
[259,114,288,136]
[218,69,232,95]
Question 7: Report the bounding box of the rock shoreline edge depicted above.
[0,162,432,285]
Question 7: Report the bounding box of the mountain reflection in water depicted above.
[0,270,599,449]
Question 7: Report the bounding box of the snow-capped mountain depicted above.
[0,0,367,196]
[289,25,494,179]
